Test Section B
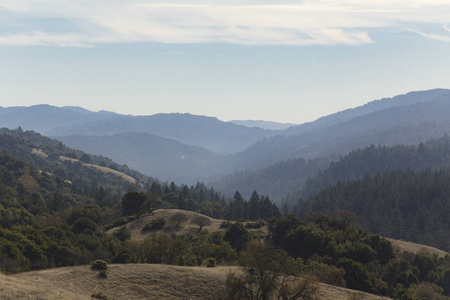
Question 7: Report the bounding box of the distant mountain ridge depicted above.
[2,89,450,188]
[56,132,220,184]
[229,120,296,130]
[48,113,276,155]
[284,88,450,136]
[221,89,450,174]
[0,104,117,134]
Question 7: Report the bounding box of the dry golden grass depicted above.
[32,148,138,185]
[32,148,48,159]
[106,209,267,241]
[1,264,390,300]
[58,155,137,184]
[387,238,448,257]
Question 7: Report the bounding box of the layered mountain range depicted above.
[2,88,450,201]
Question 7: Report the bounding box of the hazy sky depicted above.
[1,0,450,123]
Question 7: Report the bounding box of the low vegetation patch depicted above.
[142,217,166,231]
[91,291,108,299]
[91,260,108,271]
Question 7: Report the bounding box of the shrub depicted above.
[106,215,138,229]
[91,292,108,299]
[98,270,107,278]
[113,226,131,241]
[142,218,166,231]
[206,257,216,268]
[245,222,262,229]
[220,221,233,229]
[91,260,108,271]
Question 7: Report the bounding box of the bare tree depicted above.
[191,215,211,231]
[170,212,188,227]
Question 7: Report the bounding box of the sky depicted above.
[1,0,450,124]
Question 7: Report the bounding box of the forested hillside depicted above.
[214,134,450,204]
[0,128,150,198]
[300,135,450,199]
[295,168,450,252]
[211,157,332,201]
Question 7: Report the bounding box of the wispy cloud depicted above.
[0,0,449,47]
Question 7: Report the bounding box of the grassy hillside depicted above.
[107,209,268,241]
[0,264,390,300]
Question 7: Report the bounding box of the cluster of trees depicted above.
[212,157,331,202]
[120,185,280,222]
[266,212,450,299]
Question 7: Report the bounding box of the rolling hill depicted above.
[0,264,390,300]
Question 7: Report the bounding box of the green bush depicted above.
[220,221,232,229]
[106,215,138,229]
[142,218,166,231]
[113,226,131,241]
[98,270,107,278]
[206,257,216,268]
[91,260,108,271]
[245,222,262,229]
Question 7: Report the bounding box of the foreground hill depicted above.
[0,264,391,300]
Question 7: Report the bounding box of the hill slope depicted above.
[297,168,450,251]
[1,264,390,300]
